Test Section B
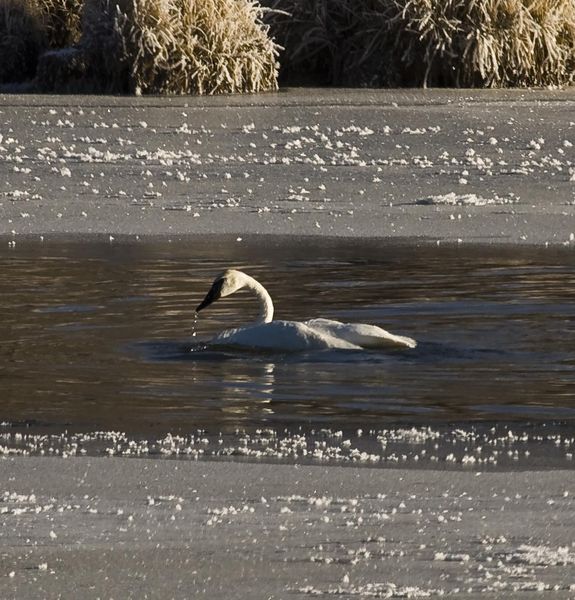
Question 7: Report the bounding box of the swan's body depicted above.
[212,320,359,351]
[196,269,416,352]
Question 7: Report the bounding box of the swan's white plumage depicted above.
[196,269,416,352]
[304,318,417,349]
[213,320,360,351]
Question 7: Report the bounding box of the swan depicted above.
[195,269,417,352]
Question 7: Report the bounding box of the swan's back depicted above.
[305,318,417,349]
[211,320,360,351]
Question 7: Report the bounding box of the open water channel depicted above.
[1,237,574,434]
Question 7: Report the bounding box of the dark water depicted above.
[1,237,574,434]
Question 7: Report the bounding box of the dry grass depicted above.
[0,0,83,85]
[4,0,278,93]
[400,0,575,87]
[0,0,46,83]
[3,0,573,90]
[262,0,396,85]
[264,0,575,87]
[80,0,279,94]
[39,0,83,47]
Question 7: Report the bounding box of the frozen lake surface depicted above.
[1,90,574,599]
[1,237,574,436]
[1,90,573,243]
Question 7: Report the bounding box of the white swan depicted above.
[195,269,416,351]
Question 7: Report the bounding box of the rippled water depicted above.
[1,237,574,433]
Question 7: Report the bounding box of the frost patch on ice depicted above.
[513,544,575,566]
[434,552,470,562]
[335,125,374,136]
[297,582,442,597]
[2,423,575,468]
[2,190,42,201]
[416,192,518,206]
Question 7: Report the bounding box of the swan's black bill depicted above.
[196,278,224,313]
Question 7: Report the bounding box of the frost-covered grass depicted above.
[264,0,575,87]
[81,0,279,94]
[2,0,573,91]
[1,0,279,94]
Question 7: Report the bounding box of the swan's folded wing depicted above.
[305,318,417,349]
[211,320,360,351]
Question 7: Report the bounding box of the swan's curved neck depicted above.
[243,275,274,324]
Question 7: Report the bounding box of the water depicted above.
[1,237,574,435]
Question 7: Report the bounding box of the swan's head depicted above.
[196,269,247,313]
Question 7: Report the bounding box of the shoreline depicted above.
[2,87,574,106]
[2,420,575,471]
[4,230,575,247]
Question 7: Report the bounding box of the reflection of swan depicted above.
[196,269,416,351]
[220,362,276,418]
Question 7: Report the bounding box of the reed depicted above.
[3,0,572,90]
[81,0,279,94]
[39,0,83,47]
[262,0,394,85]
[0,0,46,83]
[400,0,575,87]
[3,0,278,93]
[264,0,575,87]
